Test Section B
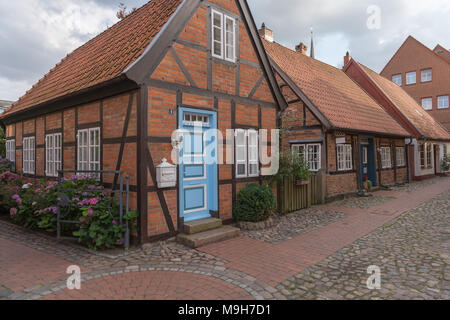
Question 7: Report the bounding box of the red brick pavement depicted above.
[42,271,253,300]
[0,238,74,292]
[200,177,450,286]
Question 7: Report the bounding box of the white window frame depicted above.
[77,127,101,174]
[380,147,392,169]
[247,130,259,177]
[211,9,236,63]
[421,97,433,111]
[45,133,62,177]
[396,147,405,167]
[235,129,247,178]
[183,112,210,127]
[336,144,353,171]
[6,139,15,165]
[392,74,402,86]
[426,143,432,169]
[406,72,416,85]
[421,69,432,82]
[235,129,259,178]
[437,96,449,109]
[23,136,35,175]
[292,143,321,172]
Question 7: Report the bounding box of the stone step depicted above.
[177,225,240,248]
[183,218,222,235]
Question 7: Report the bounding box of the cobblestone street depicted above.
[276,188,450,300]
[0,177,449,300]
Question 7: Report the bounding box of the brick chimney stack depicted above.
[295,42,308,55]
[344,51,352,66]
[258,23,274,43]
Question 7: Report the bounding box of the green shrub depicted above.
[441,154,450,172]
[2,173,137,250]
[233,184,275,222]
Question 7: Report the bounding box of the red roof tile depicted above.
[263,40,409,137]
[2,0,183,117]
[359,63,450,140]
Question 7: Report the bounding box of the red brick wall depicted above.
[144,1,278,238]
[7,90,139,213]
[380,37,450,130]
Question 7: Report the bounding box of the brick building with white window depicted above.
[0,0,285,244]
[344,56,450,179]
[380,36,450,131]
[261,27,410,199]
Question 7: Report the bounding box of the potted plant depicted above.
[271,152,312,186]
[362,175,373,193]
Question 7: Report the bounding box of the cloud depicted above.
[0,0,449,102]
[0,0,121,101]
[247,0,450,70]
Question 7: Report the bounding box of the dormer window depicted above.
[211,9,236,63]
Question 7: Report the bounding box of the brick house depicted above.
[344,57,450,180]
[0,0,285,244]
[260,27,410,200]
[380,36,450,131]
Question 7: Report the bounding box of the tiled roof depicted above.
[2,0,183,117]
[359,63,450,140]
[263,40,409,137]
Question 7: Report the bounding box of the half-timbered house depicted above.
[260,27,411,200]
[344,57,450,180]
[0,0,285,245]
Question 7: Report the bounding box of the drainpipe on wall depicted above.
[405,136,415,183]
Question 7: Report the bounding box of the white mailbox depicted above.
[156,158,177,188]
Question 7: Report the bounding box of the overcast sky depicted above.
[1,0,449,102]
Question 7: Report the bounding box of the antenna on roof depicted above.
[310,27,315,59]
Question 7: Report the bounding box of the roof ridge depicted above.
[266,39,346,73]
[359,62,450,139]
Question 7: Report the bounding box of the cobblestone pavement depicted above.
[275,188,450,300]
[242,209,346,244]
[1,177,449,300]
[330,195,396,209]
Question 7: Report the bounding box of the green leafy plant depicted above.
[2,172,137,250]
[233,184,276,222]
[271,152,312,185]
[441,154,450,172]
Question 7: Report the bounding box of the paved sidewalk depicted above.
[0,176,448,300]
[199,177,450,286]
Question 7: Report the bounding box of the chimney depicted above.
[258,23,273,42]
[344,51,352,66]
[295,42,308,55]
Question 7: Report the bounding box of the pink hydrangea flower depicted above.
[89,198,99,205]
[10,208,17,216]
[88,208,94,216]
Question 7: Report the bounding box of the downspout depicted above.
[405,136,414,183]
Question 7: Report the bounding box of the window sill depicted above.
[211,56,237,67]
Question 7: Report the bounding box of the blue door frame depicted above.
[359,137,377,189]
[178,107,218,222]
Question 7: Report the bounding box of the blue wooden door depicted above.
[178,107,218,222]
[359,138,377,189]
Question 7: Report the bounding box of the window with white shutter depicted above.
[23,137,35,174]
[46,133,62,177]
[77,128,100,174]
[337,144,352,171]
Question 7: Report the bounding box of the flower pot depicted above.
[296,180,309,186]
